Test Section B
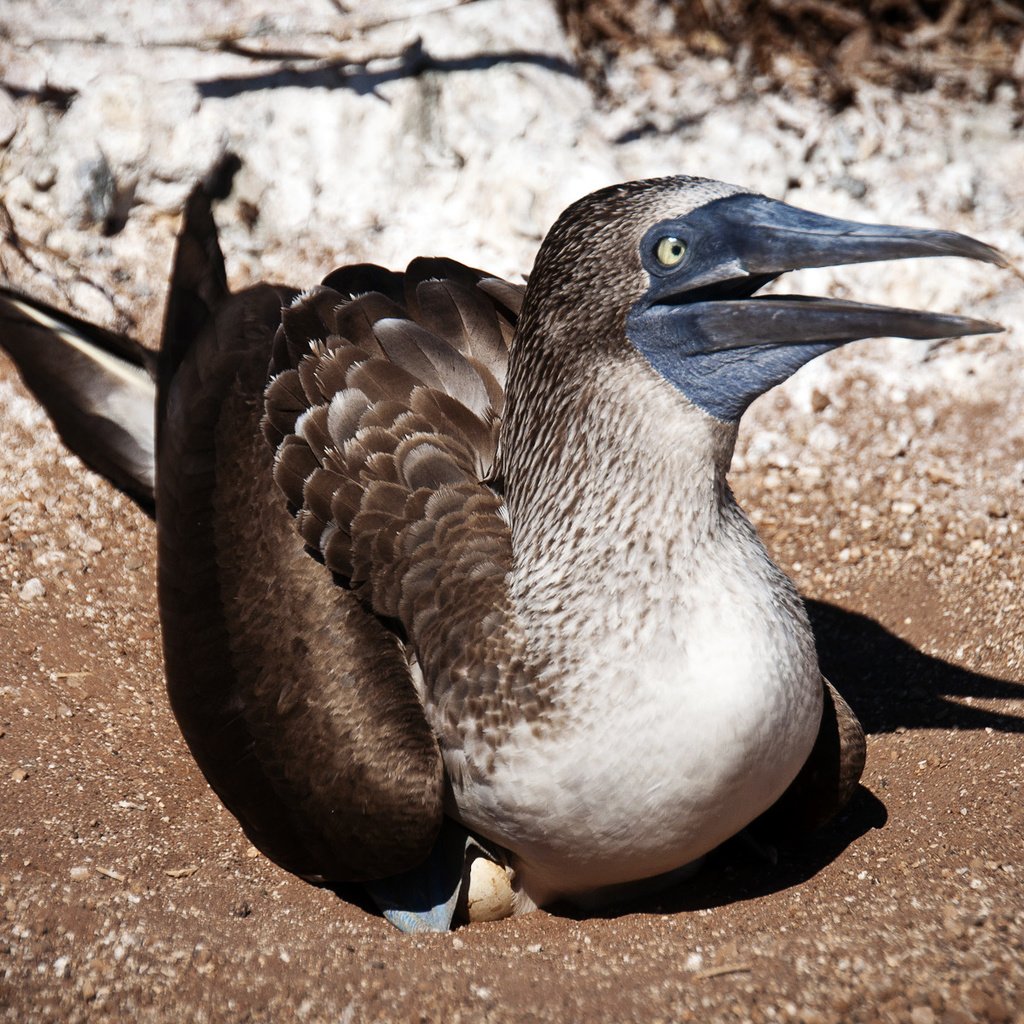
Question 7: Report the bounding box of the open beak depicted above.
[627,192,1007,421]
[657,193,1005,349]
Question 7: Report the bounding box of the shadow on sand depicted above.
[806,598,1024,735]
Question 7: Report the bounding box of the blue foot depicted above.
[364,820,486,933]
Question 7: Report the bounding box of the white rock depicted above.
[54,74,227,225]
[19,578,46,602]
[56,148,115,228]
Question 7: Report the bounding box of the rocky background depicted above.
[1,1,1023,1021]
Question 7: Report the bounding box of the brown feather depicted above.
[345,358,422,405]
[321,263,406,305]
[334,293,408,355]
[414,279,511,377]
[158,190,445,884]
[263,260,538,769]
[281,287,338,350]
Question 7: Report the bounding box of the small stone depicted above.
[980,993,1013,1023]
[80,536,104,554]
[68,152,117,228]
[10,768,29,783]
[910,1006,936,1024]
[835,173,868,199]
[32,162,57,191]
[19,578,46,602]
[70,865,91,882]
[964,515,988,540]
[798,1011,826,1024]
[939,1009,973,1024]
[810,389,830,413]
[82,979,96,1000]
[164,865,200,878]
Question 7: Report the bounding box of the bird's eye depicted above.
[655,236,687,267]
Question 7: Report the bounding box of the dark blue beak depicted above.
[627,193,1006,421]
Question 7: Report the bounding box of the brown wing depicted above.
[750,676,867,839]
[261,257,537,757]
[157,190,445,882]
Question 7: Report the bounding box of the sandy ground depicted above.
[2,1,1024,1021]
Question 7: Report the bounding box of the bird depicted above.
[0,175,1006,932]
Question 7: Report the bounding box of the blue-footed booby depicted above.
[0,176,1006,932]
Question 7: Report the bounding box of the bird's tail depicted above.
[0,288,158,510]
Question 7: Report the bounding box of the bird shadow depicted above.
[551,784,890,923]
[549,599,1022,923]
[805,598,1024,735]
[196,40,578,100]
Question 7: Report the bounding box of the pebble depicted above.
[32,162,57,191]
[797,1011,826,1024]
[910,1007,935,1024]
[964,515,988,540]
[11,768,29,783]
[70,866,91,882]
[80,536,104,554]
[67,152,117,228]
[810,389,831,413]
[18,578,46,602]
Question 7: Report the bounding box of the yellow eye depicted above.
[655,236,687,267]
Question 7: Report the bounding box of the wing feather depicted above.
[262,259,531,754]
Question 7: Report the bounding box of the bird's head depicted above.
[517,175,1006,422]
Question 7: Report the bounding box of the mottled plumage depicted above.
[0,176,1005,929]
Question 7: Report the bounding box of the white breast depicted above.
[439,360,825,909]
[444,510,823,909]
